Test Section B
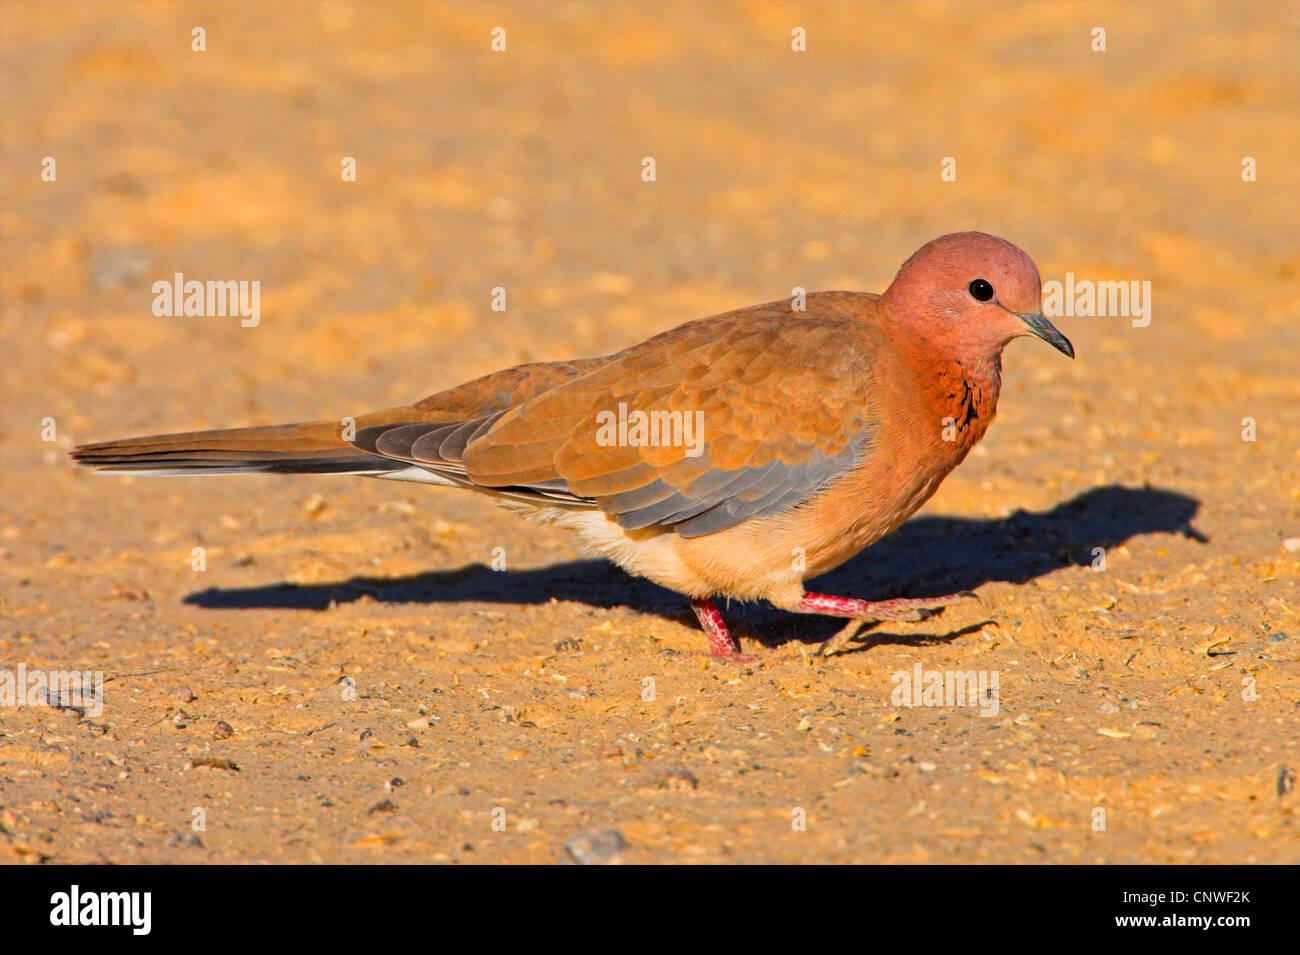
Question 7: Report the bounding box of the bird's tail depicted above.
[72,419,400,476]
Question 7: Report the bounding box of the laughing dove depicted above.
[74,232,1073,659]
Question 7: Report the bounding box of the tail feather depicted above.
[72,420,400,476]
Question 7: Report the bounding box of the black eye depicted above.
[968,279,995,302]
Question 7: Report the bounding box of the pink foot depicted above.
[793,590,976,623]
[690,597,755,662]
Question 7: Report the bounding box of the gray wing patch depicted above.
[600,477,728,531]
[410,413,505,463]
[600,430,872,538]
[355,413,504,467]
[352,417,594,506]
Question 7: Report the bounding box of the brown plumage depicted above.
[74,232,1073,659]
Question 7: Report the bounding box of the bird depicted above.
[73,231,1073,661]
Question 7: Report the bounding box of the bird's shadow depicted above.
[184,484,1205,648]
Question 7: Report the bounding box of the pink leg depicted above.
[690,597,752,661]
[794,590,976,622]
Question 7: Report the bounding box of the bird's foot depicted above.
[795,590,978,623]
[814,618,874,658]
[690,597,756,663]
[798,591,977,657]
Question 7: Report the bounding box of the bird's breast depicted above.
[776,357,1002,581]
[929,359,1000,452]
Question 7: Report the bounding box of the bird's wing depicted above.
[358,295,880,537]
[408,356,614,418]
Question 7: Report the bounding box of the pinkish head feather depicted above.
[883,231,1073,366]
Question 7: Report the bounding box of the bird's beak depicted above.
[1016,310,1074,359]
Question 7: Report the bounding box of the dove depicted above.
[74,232,1073,660]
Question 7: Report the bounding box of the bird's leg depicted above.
[689,597,752,662]
[794,591,976,622]
[793,591,977,657]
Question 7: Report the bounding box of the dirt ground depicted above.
[1,1,1298,865]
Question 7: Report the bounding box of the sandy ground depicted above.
[1,1,1298,864]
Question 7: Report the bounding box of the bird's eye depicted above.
[968,279,995,302]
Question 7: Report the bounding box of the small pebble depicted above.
[647,767,697,791]
[212,720,234,740]
[187,757,238,771]
[91,247,151,291]
[165,832,205,849]
[563,829,628,865]
[855,761,899,779]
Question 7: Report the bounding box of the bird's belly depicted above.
[496,499,716,596]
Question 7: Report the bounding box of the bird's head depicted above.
[883,232,1073,366]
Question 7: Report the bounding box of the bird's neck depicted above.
[896,335,1003,455]
[933,354,1001,452]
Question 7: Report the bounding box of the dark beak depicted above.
[1017,310,1074,359]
